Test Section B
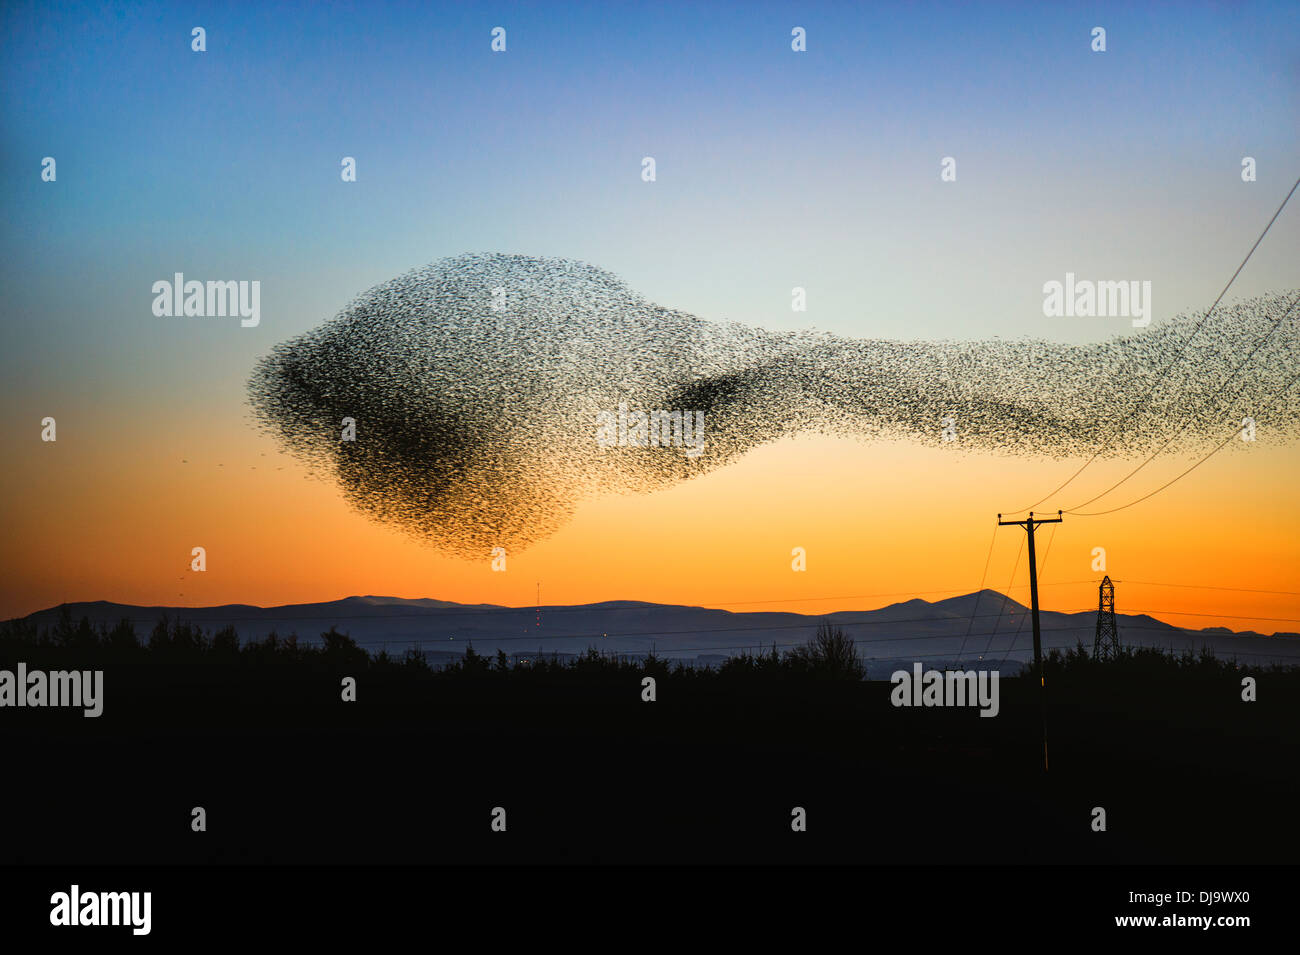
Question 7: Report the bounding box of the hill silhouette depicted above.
[10,589,1298,673]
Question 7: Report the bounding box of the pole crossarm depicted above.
[997,510,1064,529]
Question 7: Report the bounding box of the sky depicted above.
[1,0,1298,631]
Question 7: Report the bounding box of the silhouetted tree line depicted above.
[1036,641,1291,682]
[0,609,1290,681]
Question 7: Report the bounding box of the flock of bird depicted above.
[247,253,1299,555]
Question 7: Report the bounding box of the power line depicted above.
[1064,368,1300,516]
[954,519,1000,667]
[981,529,1025,658]
[47,618,1295,660]
[235,614,1300,646]
[886,636,1300,663]
[509,626,1300,663]
[24,607,1101,649]
[1004,172,1300,515]
[1063,289,1300,512]
[1109,609,1300,623]
[110,608,1049,646]
[1121,581,1300,597]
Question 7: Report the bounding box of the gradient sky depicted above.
[2,0,1298,630]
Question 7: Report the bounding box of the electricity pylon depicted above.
[1093,575,1120,661]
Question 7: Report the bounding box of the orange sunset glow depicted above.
[5,414,1296,634]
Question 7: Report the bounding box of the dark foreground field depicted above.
[2,618,1296,865]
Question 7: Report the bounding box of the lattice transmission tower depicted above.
[1093,575,1121,661]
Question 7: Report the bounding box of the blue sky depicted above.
[2,0,1297,414]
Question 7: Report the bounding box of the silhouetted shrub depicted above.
[212,625,240,658]
[403,645,432,673]
[318,626,367,669]
[107,618,141,653]
[786,621,865,680]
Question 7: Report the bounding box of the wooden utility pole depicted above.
[997,510,1062,771]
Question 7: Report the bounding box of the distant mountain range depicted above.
[11,591,1299,674]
